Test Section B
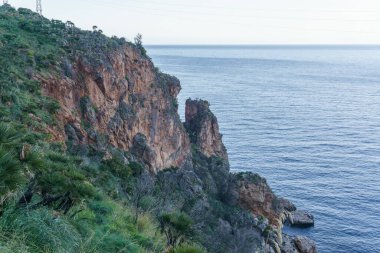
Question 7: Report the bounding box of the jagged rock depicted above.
[294,236,317,253]
[228,172,291,227]
[155,150,264,253]
[38,44,190,172]
[281,234,298,253]
[184,99,228,160]
[289,211,315,228]
[280,198,297,212]
[281,235,317,253]
[192,149,230,198]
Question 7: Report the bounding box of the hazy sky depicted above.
[8,0,380,44]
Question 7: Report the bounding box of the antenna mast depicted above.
[36,0,42,15]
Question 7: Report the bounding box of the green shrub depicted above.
[0,147,24,206]
[129,161,144,176]
[159,212,193,247]
[100,156,131,181]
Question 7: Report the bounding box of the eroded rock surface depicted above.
[228,172,295,227]
[38,45,190,172]
[184,99,228,160]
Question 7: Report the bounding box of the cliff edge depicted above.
[38,42,190,173]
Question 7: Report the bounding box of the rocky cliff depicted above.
[38,45,316,253]
[0,6,318,253]
[37,45,190,172]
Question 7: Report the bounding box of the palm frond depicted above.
[0,122,20,147]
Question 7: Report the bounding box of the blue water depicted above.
[146,45,380,253]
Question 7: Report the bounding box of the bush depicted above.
[0,123,24,208]
[0,148,23,206]
[100,156,131,181]
[159,212,193,247]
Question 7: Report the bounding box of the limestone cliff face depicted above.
[37,45,190,172]
[184,99,228,160]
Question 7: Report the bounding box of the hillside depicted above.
[0,5,316,253]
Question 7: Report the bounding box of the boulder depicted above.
[289,211,314,227]
[281,234,317,253]
[281,234,298,253]
[294,236,317,253]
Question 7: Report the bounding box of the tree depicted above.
[134,33,143,47]
[159,212,193,247]
[134,33,147,56]
[130,172,154,223]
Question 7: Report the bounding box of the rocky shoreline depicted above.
[169,99,318,253]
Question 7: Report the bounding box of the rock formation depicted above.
[282,235,318,253]
[288,210,315,228]
[39,50,316,251]
[228,173,296,227]
[184,99,228,160]
[37,45,190,172]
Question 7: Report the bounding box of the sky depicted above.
[7,0,380,44]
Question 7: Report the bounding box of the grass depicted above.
[0,198,166,253]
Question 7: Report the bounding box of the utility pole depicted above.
[36,0,42,15]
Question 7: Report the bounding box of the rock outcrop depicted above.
[288,210,315,228]
[225,172,318,252]
[293,236,318,253]
[227,172,296,227]
[37,45,190,172]
[282,235,317,253]
[184,99,228,160]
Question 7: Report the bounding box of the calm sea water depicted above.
[146,45,380,253]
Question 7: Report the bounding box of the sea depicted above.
[146,45,380,253]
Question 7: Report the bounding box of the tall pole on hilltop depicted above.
[36,0,42,15]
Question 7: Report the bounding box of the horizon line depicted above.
[146,44,380,46]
